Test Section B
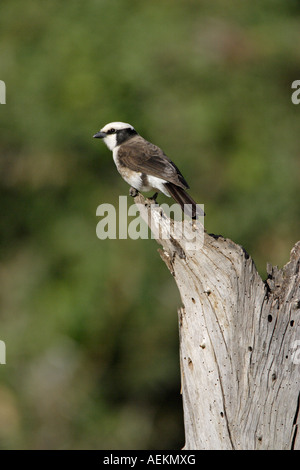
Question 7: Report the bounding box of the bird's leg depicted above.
[129,187,139,197]
[149,192,159,201]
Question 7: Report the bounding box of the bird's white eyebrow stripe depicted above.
[100,121,135,133]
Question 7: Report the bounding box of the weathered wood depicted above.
[135,194,300,450]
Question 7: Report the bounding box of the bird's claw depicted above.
[149,192,159,201]
[129,187,139,197]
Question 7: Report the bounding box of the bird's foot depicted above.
[149,192,159,201]
[129,187,139,197]
[146,192,159,207]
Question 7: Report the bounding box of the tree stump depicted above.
[135,194,300,450]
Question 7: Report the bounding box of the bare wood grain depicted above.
[135,194,300,450]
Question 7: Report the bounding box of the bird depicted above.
[93,122,204,218]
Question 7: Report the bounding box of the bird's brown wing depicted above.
[117,136,189,189]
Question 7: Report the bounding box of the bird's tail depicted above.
[164,182,205,219]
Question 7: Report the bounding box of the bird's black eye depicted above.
[108,128,116,134]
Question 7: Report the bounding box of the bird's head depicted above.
[93,122,138,150]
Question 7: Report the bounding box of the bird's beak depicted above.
[93,131,107,139]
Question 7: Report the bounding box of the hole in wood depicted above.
[268,314,273,322]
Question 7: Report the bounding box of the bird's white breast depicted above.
[113,147,143,190]
[112,146,121,166]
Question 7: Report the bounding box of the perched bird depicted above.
[93,122,204,218]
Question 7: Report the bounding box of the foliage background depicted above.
[0,0,299,449]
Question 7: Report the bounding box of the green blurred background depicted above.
[0,0,300,449]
